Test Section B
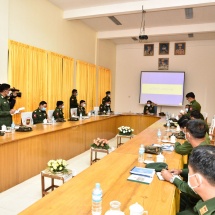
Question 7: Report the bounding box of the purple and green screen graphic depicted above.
[140,71,185,106]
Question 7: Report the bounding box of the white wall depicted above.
[115,40,215,121]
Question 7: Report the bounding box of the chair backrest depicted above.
[70,108,77,117]
[94,107,99,115]
[48,110,54,119]
[21,112,33,125]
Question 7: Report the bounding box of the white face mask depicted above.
[82,104,86,107]
[61,106,64,109]
[7,91,12,96]
[185,108,188,112]
[147,104,150,107]
[188,173,202,194]
[106,104,110,106]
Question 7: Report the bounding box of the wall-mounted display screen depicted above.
[139,71,185,106]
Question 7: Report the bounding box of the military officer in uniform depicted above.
[102,91,111,105]
[32,101,47,124]
[70,89,78,109]
[161,120,209,213]
[186,92,201,113]
[8,87,21,109]
[178,145,215,215]
[0,83,15,129]
[99,98,111,115]
[143,100,155,114]
[77,100,87,116]
[53,101,64,120]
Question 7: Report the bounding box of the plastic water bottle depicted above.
[138,144,145,163]
[157,129,162,142]
[80,112,82,120]
[167,120,170,131]
[51,116,55,124]
[11,122,15,133]
[92,183,102,215]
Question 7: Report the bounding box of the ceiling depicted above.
[48,0,215,44]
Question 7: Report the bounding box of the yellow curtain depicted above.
[98,66,111,106]
[62,56,74,119]
[76,60,96,112]
[47,52,63,114]
[87,64,96,112]
[8,41,47,124]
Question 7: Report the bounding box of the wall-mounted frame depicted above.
[175,42,186,55]
[144,44,154,56]
[158,58,169,70]
[159,43,169,55]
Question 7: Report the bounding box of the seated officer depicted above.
[99,98,111,115]
[186,92,201,113]
[77,100,87,116]
[102,91,111,105]
[161,119,209,212]
[53,101,64,120]
[143,100,155,114]
[177,145,215,215]
[32,101,47,124]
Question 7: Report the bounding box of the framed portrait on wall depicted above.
[144,44,154,56]
[158,58,169,70]
[175,42,186,55]
[159,43,169,55]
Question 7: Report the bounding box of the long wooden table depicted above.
[0,114,158,192]
[18,115,183,215]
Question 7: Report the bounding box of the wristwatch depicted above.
[170,176,176,183]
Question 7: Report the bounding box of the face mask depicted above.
[76,93,78,96]
[61,106,64,109]
[108,94,110,97]
[185,108,188,112]
[188,173,202,194]
[82,104,86,107]
[42,107,46,111]
[7,91,12,97]
[147,104,150,107]
[106,104,110,106]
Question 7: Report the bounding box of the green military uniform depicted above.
[77,106,86,116]
[32,108,47,124]
[53,107,64,120]
[175,133,210,155]
[0,95,12,128]
[70,95,78,109]
[189,100,201,112]
[173,141,209,212]
[177,197,215,215]
[143,105,155,114]
[102,96,111,105]
[99,104,111,114]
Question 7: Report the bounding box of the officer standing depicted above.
[32,101,47,124]
[77,100,87,116]
[0,83,15,128]
[102,91,111,105]
[70,89,78,109]
[53,101,64,120]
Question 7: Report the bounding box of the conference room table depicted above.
[16,114,183,215]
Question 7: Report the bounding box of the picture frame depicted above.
[159,43,169,55]
[158,58,169,70]
[175,42,186,55]
[144,44,154,56]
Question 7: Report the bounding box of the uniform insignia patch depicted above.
[199,205,208,215]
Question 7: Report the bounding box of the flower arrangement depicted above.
[47,159,68,173]
[91,138,110,149]
[118,126,134,135]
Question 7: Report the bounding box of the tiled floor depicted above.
[0,137,123,215]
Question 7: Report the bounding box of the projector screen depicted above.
[139,71,185,106]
